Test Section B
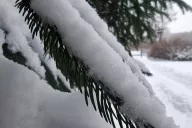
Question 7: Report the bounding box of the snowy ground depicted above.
[133,51,192,128]
[0,56,112,128]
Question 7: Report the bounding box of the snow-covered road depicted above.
[135,56,192,128]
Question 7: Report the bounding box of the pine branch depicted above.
[1,27,71,92]
[15,0,146,128]
[15,0,192,128]
[170,0,192,13]
[86,0,192,47]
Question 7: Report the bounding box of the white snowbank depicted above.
[135,56,192,128]
[30,0,178,127]
[0,55,111,128]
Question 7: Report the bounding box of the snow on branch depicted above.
[28,36,71,91]
[132,58,152,76]
[0,0,71,92]
[68,0,154,94]
[0,0,45,78]
[29,0,178,128]
[0,28,5,54]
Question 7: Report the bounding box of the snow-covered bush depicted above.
[148,38,192,61]
[170,39,192,61]
[148,40,171,59]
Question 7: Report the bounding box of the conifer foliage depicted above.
[86,0,192,48]
[15,0,191,128]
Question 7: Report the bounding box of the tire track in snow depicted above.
[135,57,192,128]
[147,66,192,115]
[146,61,192,90]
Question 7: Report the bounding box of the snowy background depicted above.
[133,51,192,128]
[0,0,192,128]
[0,56,112,128]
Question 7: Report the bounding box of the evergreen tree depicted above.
[12,0,192,128]
[86,0,191,50]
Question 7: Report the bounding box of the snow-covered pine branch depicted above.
[132,58,152,76]
[29,0,178,128]
[0,0,71,92]
[0,52,111,128]
[0,0,45,78]
[68,0,153,93]
[68,0,153,76]
[28,36,71,91]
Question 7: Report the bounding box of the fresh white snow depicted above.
[29,35,71,88]
[135,55,192,128]
[0,0,71,88]
[68,0,153,92]
[1,0,191,128]
[29,36,57,78]
[0,55,112,128]
[0,28,5,54]
[30,0,178,127]
[0,0,46,78]
[132,58,152,75]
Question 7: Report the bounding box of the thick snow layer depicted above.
[29,36,71,90]
[28,36,71,89]
[132,58,152,75]
[30,0,178,127]
[0,0,45,78]
[0,55,111,128]
[0,28,5,54]
[135,56,192,128]
[29,36,57,78]
[6,29,46,78]
[68,0,153,92]
[0,56,39,128]
[68,0,128,61]
[0,0,70,89]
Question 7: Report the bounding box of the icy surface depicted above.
[0,55,111,128]
[135,55,192,128]
[30,0,178,127]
